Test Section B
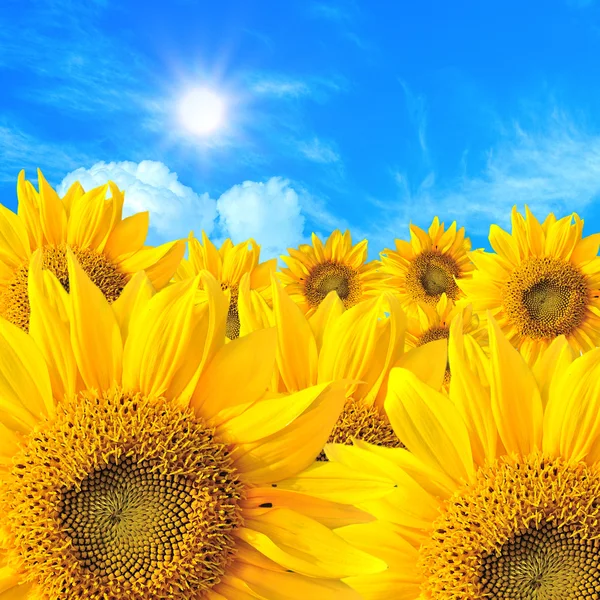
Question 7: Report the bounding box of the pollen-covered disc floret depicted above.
[304,262,362,310]
[503,257,589,340]
[3,389,244,599]
[419,453,600,599]
[318,399,402,461]
[406,251,460,306]
[0,244,128,331]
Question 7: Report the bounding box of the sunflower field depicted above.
[1,170,600,599]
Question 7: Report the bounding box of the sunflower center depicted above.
[3,389,244,599]
[406,251,460,305]
[503,257,588,339]
[304,262,361,309]
[480,520,600,598]
[221,283,240,340]
[317,398,402,461]
[0,244,128,332]
[419,453,600,599]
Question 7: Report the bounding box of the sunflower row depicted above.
[0,171,599,599]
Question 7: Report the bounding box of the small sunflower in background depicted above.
[405,294,485,386]
[237,276,448,456]
[175,231,276,340]
[380,216,474,317]
[459,206,600,363]
[0,170,185,332]
[0,251,388,600]
[325,316,600,599]
[279,229,388,315]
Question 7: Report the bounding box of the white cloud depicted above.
[298,137,341,163]
[57,161,217,238]
[216,177,305,258]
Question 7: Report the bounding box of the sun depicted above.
[178,87,225,134]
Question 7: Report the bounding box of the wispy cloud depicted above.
[400,80,429,161]
[298,137,341,163]
[0,123,96,184]
[0,0,147,113]
[310,1,359,22]
[248,72,346,102]
[366,111,600,248]
[251,78,312,98]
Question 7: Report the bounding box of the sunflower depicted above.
[175,232,276,340]
[380,217,474,318]
[0,170,185,332]
[324,313,600,599]
[459,206,600,364]
[279,230,388,315]
[405,294,484,387]
[0,250,389,599]
[237,277,448,457]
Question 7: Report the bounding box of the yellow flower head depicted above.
[0,170,185,332]
[238,277,448,457]
[459,206,600,364]
[0,252,387,599]
[279,229,388,315]
[380,217,473,317]
[175,232,276,340]
[406,294,483,387]
[325,316,600,599]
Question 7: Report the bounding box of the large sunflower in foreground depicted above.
[0,251,388,599]
[380,217,474,318]
[237,277,447,456]
[175,232,276,340]
[0,170,184,331]
[459,206,600,364]
[279,230,388,315]
[324,314,600,599]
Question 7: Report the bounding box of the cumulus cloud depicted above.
[58,161,217,238]
[216,177,305,258]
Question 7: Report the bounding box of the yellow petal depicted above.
[238,274,274,337]
[28,251,77,401]
[249,258,277,289]
[0,581,37,599]
[395,338,447,391]
[103,212,150,262]
[232,382,346,484]
[0,317,53,433]
[66,183,110,249]
[37,170,67,245]
[543,348,600,462]
[192,327,277,421]
[17,170,43,249]
[0,204,30,269]
[242,487,373,529]
[237,508,387,578]
[123,277,200,398]
[218,382,335,444]
[307,290,345,351]
[272,275,318,391]
[231,563,362,600]
[488,315,543,455]
[448,314,497,466]
[118,240,186,290]
[385,368,474,484]
[111,271,155,342]
[324,443,440,528]
[67,249,122,391]
[488,224,520,265]
[274,459,398,503]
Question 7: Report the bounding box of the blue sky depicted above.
[2,0,600,258]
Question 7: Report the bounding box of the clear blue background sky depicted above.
[2,0,600,258]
